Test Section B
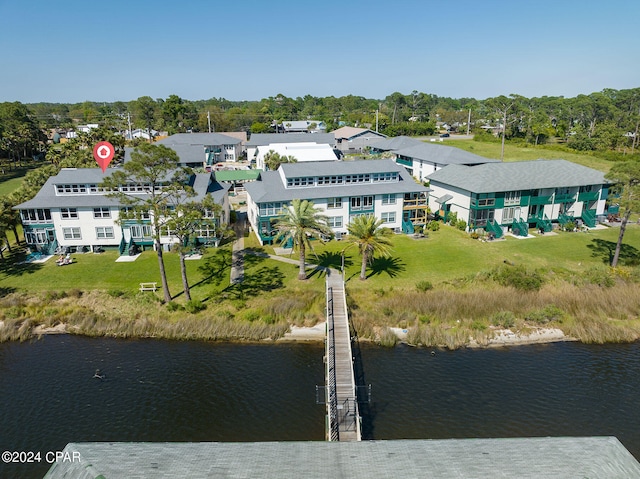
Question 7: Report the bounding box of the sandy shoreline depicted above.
[14,321,571,349]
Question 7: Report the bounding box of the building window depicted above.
[317,175,344,186]
[327,216,343,228]
[259,202,286,216]
[328,197,343,209]
[372,172,398,182]
[287,177,314,187]
[504,191,521,206]
[56,184,87,194]
[477,198,495,207]
[95,226,114,239]
[503,207,518,222]
[62,227,81,240]
[60,208,78,219]
[130,225,152,239]
[21,209,52,222]
[381,212,396,223]
[350,196,373,211]
[382,194,396,205]
[93,207,111,218]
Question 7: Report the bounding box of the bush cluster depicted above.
[491,265,544,291]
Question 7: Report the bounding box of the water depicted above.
[1,336,640,478]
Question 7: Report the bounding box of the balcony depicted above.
[554,193,576,203]
[578,191,599,202]
[528,195,552,205]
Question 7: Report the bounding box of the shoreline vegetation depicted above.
[1,275,639,349]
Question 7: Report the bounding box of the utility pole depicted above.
[375,109,379,133]
[127,112,133,142]
[467,109,471,136]
[207,111,212,133]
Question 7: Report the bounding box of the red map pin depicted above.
[93,141,115,172]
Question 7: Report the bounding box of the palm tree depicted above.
[347,214,394,280]
[274,199,331,280]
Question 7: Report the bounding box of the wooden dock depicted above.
[325,271,361,442]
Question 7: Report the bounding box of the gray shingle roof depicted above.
[44,438,640,479]
[246,133,335,147]
[15,168,227,209]
[427,159,608,193]
[394,142,498,166]
[156,133,241,146]
[245,160,428,203]
[368,136,423,151]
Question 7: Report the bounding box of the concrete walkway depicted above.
[230,214,247,285]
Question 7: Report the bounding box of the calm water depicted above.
[1,336,639,478]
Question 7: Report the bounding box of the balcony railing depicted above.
[578,191,599,202]
[554,193,576,203]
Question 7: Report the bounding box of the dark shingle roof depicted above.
[427,159,608,193]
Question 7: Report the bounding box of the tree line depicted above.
[2,87,637,154]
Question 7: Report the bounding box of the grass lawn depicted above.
[440,139,614,172]
[3,224,638,297]
[0,166,32,196]
[304,224,639,293]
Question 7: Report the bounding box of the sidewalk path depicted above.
[230,214,246,285]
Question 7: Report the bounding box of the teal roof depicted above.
[214,169,261,182]
[45,438,640,479]
[427,159,608,193]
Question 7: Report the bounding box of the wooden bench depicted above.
[139,282,158,292]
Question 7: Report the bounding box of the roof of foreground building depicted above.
[44,437,640,479]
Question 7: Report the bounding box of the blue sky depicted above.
[0,0,638,103]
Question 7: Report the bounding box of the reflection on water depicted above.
[1,336,639,478]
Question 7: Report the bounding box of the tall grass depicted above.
[348,279,640,347]
[0,290,290,343]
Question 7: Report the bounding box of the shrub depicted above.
[166,301,183,312]
[563,221,576,231]
[584,267,615,287]
[490,310,516,328]
[492,265,544,291]
[471,320,487,331]
[242,310,261,322]
[525,305,564,324]
[416,280,433,292]
[469,232,480,240]
[456,219,467,231]
[427,221,440,232]
[447,212,458,225]
[107,289,127,298]
[184,299,206,314]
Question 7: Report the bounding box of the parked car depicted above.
[439,133,450,138]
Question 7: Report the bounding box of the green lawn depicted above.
[3,225,636,298]
[309,224,640,292]
[0,167,30,196]
[440,140,614,172]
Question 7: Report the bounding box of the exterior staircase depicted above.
[485,219,503,239]
[511,219,529,237]
[581,209,597,228]
[402,219,415,234]
[534,213,553,233]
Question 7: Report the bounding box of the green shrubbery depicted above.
[491,264,544,291]
[525,305,564,324]
[416,280,433,292]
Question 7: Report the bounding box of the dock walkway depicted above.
[325,270,361,442]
